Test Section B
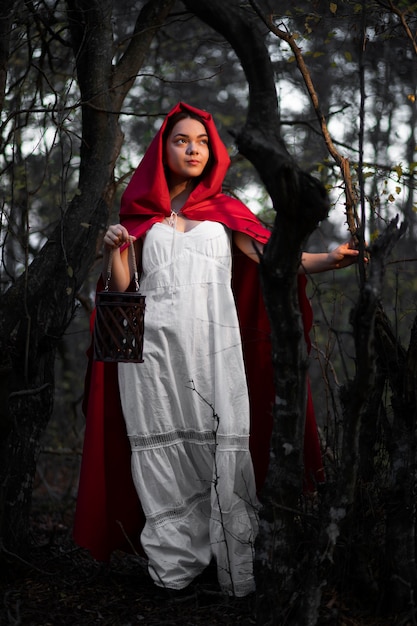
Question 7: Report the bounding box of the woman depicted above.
[74,102,359,597]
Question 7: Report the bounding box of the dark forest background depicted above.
[1,1,417,624]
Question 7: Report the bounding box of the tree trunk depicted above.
[0,0,14,113]
[375,306,417,611]
[255,166,329,625]
[324,219,408,613]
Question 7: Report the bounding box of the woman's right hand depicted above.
[102,224,136,291]
[103,224,135,250]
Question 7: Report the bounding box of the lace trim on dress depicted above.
[128,429,250,451]
[128,429,215,450]
[146,489,211,528]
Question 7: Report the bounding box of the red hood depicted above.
[120,101,232,220]
[119,101,271,244]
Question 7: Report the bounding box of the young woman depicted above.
[74,102,359,597]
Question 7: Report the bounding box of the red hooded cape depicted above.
[73,102,324,561]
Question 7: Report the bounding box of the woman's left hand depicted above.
[328,241,367,269]
[329,241,368,269]
[301,240,368,274]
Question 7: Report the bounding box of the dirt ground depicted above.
[2,509,404,626]
[1,505,258,626]
[2,528,257,625]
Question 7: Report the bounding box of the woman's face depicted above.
[164,117,210,185]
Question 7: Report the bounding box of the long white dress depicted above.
[118,220,259,597]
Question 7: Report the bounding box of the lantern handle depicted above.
[104,237,139,292]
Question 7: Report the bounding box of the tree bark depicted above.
[322,218,408,613]
[0,0,14,115]
[256,166,329,625]
[375,305,417,611]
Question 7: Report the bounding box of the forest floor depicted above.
[2,507,409,626]
[0,453,412,625]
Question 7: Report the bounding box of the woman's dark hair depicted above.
[162,110,214,181]
[163,110,208,143]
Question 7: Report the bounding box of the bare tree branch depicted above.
[377,0,417,55]
[248,0,360,238]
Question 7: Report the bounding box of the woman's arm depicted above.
[233,231,265,262]
[233,231,361,273]
[300,242,360,274]
[102,224,137,291]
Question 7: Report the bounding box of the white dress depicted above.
[118,220,259,597]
